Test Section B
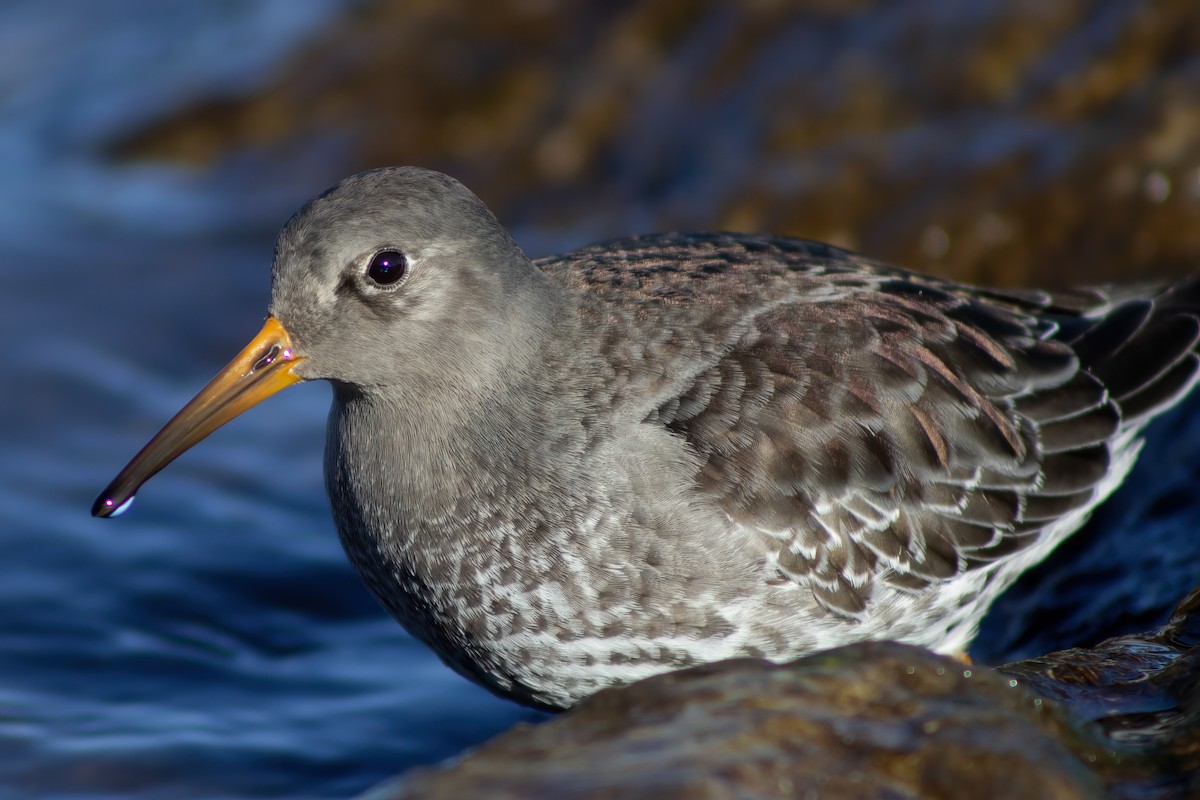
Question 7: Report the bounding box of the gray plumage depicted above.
[263,167,1200,709]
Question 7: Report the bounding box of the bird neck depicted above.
[323,289,599,551]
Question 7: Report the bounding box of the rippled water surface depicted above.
[1,4,536,798]
[3,3,1199,799]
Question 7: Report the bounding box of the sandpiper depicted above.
[94,167,1200,710]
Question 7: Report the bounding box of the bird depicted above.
[93,166,1200,710]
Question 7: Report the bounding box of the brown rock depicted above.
[109,1,1200,288]
[999,586,1200,799]
[361,585,1200,800]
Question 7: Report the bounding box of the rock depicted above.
[360,585,1200,799]
[998,586,1200,799]
[108,0,1200,288]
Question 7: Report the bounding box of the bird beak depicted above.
[92,316,306,518]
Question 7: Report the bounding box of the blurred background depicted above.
[2,1,1199,798]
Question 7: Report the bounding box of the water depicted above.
[0,4,536,798]
[2,3,1198,799]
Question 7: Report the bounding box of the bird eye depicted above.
[366,250,408,286]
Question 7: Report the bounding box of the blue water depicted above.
[2,3,1198,799]
[0,4,536,798]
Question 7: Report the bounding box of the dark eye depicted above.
[366,250,408,286]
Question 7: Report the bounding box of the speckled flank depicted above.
[262,167,1200,709]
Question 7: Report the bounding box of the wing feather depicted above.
[540,234,1200,619]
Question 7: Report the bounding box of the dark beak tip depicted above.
[92,491,134,518]
[91,495,112,518]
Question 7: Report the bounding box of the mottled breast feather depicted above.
[539,233,1200,618]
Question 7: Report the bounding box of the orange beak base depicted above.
[92,316,305,518]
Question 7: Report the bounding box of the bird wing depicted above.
[647,272,1125,617]
[543,233,1199,618]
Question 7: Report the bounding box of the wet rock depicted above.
[109,0,1200,288]
[998,586,1200,799]
[361,586,1200,799]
